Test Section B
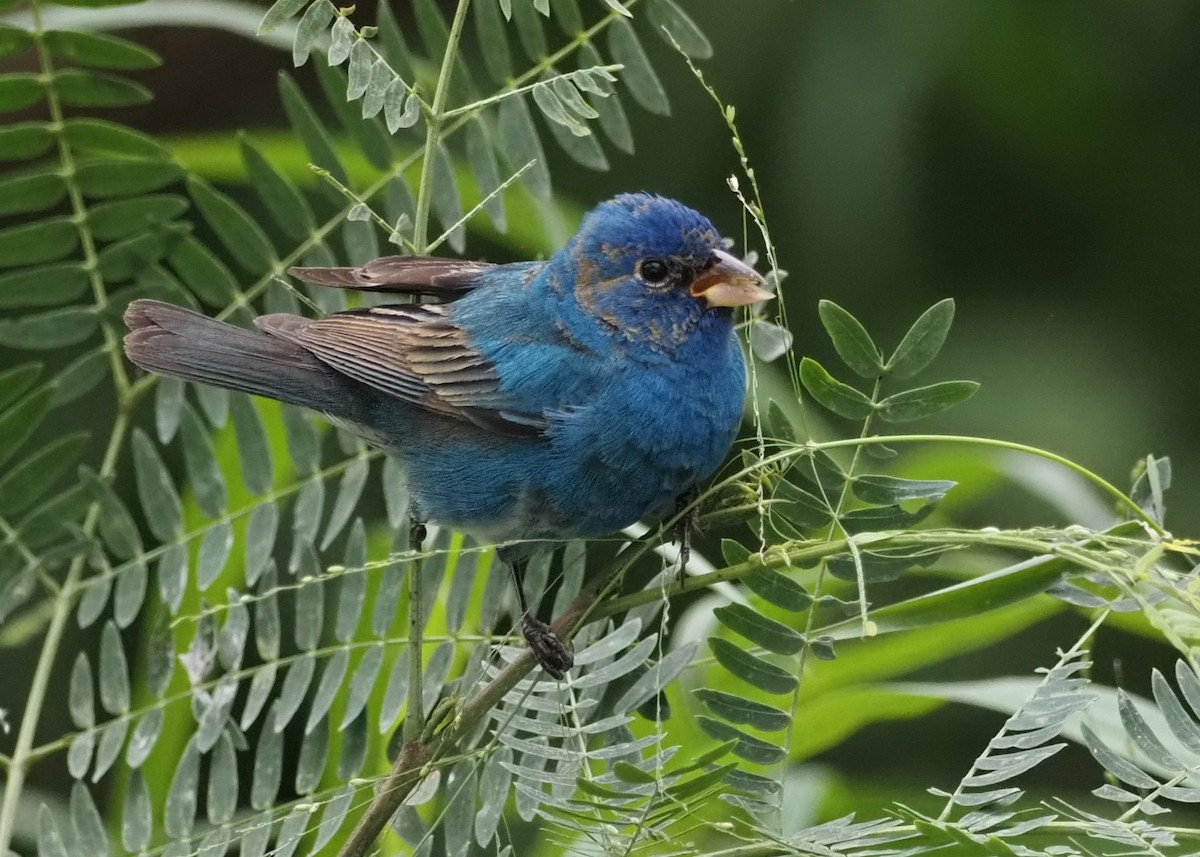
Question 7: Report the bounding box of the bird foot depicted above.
[521,615,574,680]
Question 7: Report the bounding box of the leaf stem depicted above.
[412,0,472,252]
[0,412,130,854]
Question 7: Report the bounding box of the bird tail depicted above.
[123,300,352,415]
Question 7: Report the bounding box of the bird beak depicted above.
[690,249,773,307]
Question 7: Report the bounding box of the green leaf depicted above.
[511,0,548,60]
[385,84,420,133]
[97,222,189,282]
[274,654,316,732]
[0,25,33,59]
[543,100,608,169]
[245,502,278,587]
[251,702,284,808]
[179,402,226,517]
[361,59,392,119]
[0,73,43,111]
[876,380,979,423]
[818,299,881,378]
[168,234,239,307]
[157,543,187,614]
[99,619,130,714]
[534,80,587,135]
[298,710,333,792]
[1117,688,1181,771]
[583,46,634,153]
[77,158,182,198]
[125,709,163,767]
[413,0,451,61]
[292,0,334,66]
[88,194,188,241]
[607,19,669,115]
[852,475,957,505]
[69,782,107,857]
[0,218,79,268]
[765,399,796,444]
[551,0,583,34]
[709,637,797,694]
[474,0,512,83]
[697,716,786,764]
[799,357,874,419]
[1080,722,1158,789]
[69,651,95,728]
[229,394,273,495]
[122,770,151,852]
[647,0,712,58]
[0,263,89,310]
[498,93,551,198]
[279,71,349,187]
[0,385,53,468]
[313,60,394,171]
[340,642,383,729]
[1152,667,1200,754]
[888,298,955,378]
[695,689,789,731]
[744,566,812,612]
[715,603,805,655]
[259,0,308,35]
[293,568,324,648]
[322,457,368,549]
[113,560,147,629]
[55,69,151,107]
[241,136,315,241]
[827,549,926,584]
[188,176,277,275]
[196,522,233,590]
[0,362,41,412]
[0,431,88,517]
[44,30,160,69]
[165,738,200,837]
[819,554,1068,641]
[42,359,99,419]
[0,122,53,160]
[431,141,465,252]
[0,170,67,217]
[64,118,170,159]
[306,649,349,733]
[467,122,506,230]
[131,428,182,541]
[839,503,933,534]
[614,640,698,714]
[773,477,832,529]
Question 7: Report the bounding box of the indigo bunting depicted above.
[124,193,770,677]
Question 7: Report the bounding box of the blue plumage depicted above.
[124,192,770,676]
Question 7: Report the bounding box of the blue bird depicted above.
[124,193,770,677]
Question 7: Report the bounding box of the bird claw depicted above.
[672,489,703,577]
[521,615,574,680]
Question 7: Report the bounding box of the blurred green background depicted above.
[88,0,1196,532]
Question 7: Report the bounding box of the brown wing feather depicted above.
[255,305,544,437]
[288,256,493,298]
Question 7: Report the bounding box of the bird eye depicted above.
[639,258,670,284]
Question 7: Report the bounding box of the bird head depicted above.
[558,194,771,349]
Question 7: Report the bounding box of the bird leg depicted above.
[673,486,702,579]
[507,558,574,680]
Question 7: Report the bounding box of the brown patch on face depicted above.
[572,243,602,316]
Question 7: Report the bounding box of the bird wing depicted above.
[288,256,494,299]
[255,304,546,437]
